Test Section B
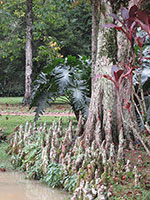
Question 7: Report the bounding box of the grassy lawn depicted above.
[0,97,72,113]
[0,97,76,171]
[0,97,23,104]
[0,97,75,137]
[0,115,76,136]
[0,96,69,105]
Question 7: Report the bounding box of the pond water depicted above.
[0,172,69,200]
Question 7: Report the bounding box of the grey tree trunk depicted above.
[24,0,32,105]
[84,0,147,147]
[91,0,101,81]
[84,0,119,146]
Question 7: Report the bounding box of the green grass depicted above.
[0,97,76,172]
[0,97,23,105]
[0,96,69,105]
[0,115,76,136]
[0,97,75,136]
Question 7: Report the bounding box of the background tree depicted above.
[24,0,33,104]
[0,0,91,97]
[0,0,26,96]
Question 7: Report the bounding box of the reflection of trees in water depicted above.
[0,172,68,200]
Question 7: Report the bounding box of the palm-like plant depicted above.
[30,55,91,121]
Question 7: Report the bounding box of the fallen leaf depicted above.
[1,168,6,172]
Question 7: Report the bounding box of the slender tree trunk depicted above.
[91,0,101,81]
[24,0,32,105]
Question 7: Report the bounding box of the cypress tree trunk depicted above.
[84,0,119,146]
[24,0,32,105]
[84,0,149,150]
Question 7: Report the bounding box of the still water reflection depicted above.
[0,172,69,200]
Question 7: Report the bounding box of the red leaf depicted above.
[103,74,119,89]
[144,57,150,60]
[129,20,137,33]
[115,26,124,31]
[129,5,138,18]
[103,22,131,41]
[102,24,127,36]
[114,70,124,83]
[1,168,6,172]
[13,126,19,132]
[122,175,126,180]
[137,10,149,25]
[103,75,115,83]
[135,18,150,35]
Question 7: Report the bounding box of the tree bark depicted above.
[24,0,32,105]
[84,0,118,146]
[85,0,149,148]
[91,0,101,81]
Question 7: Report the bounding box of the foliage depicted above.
[0,0,26,96]
[30,55,91,121]
[42,163,64,188]
[0,0,91,97]
[103,6,150,89]
[64,174,77,193]
[8,120,78,193]
[0,142,13,170]
[103,5,150,155]
[8,119,150,199]
[23,142,43,179]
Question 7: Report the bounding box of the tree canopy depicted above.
[0,0,91,96]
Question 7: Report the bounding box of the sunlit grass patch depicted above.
[0,115,76,136]
[0,97,23,105]
[0,96,68,105]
